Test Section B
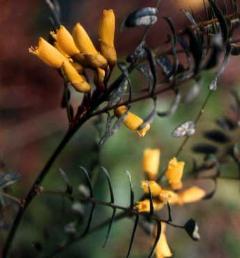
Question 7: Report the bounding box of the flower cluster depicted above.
[136,148,207,257]
[29,9,117,93]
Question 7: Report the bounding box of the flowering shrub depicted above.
[1,0,240,258]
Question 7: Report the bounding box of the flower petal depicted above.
[165,157,185,190]
[142,148,160,179]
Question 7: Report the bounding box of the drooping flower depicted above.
[155,223,172,258]
[142,148,161,180]
[135,148,208,257]
[141,180,162,197]
[50,25,80,56]
[73,23,107,68]
[165,157,185,190]
[135,199,164,213]
[29,37,66,68]
[98,9,117,65]
[61,61,91,92]
[115,105,150,137]
[178,186,206,205]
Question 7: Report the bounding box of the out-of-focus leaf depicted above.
[172,121,196,137]
[157,91,181,117]
[209,0,229,43]
[185,28,203,74]
[64,222,77,235]
[156,55,173,78]
[148,220,161,258]
[124,7,158,27]
[138,98,157,130]
[0,172,20,189]
[192,143,218,154]
[216,117,237,131]
[163,17,179,77]
[45,0,61,27]
[183,9,198,27]
[204,34,223,70]
[126,215,139,258]
[127,41,146,63]
[144,47,157,95]
[231,43,240,56]
[126,171,134,208]
[59,168,73,195]
[183,82,200,103]
[209,44,231,91]
[204,129,230,143]
[184,219,200,241]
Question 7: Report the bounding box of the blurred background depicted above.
[0,0,240,257]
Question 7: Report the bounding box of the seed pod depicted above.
[124,7,158,27]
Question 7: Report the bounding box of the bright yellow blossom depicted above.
[51,25,80,56]
[165,157,185,190]
[155,223,172,258]
[142,148,160,180]
[115,105,150,137]
[62,61,91,92]
[141,180,162,197]
[73,23,107,68]
[135,199,164,213]
[29,37,66,68]
[178,186,206,205]
[98,9,117,65]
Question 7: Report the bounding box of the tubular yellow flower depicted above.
[178,186,206,205]
[159,189,179,205]
[165,157,185,190]
[94,68,106,88]
[62,61,91,93]
[142,148,160,180]
[135,199,164,213]
[98,9,117,65]
[29,37,66,68]
[141,181,162,197]
[115,105,150,137]
[51,25,80,56]
[73,23,107,68]
[155,223,172,258]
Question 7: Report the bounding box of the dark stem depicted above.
[2,116,88,258]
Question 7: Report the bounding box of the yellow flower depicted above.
[178,186,206,205]
[61,61,91,92]
[141,181,162,197]
[98,9,117,65]
[94,68,106,88]
[165,157,185,190]
[29,37,66,68]
[155,223,172,258]
[142,148,160,180]
[115,105,150,137]
[159,189,179,205]
[135,199,164,213]
[51,25,80,56]
[73,23,107,68]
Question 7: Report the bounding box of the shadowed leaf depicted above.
[126,215,139,258]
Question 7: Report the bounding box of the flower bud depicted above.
[178,186,206,204]
[98,9,117,65]
[165,157,185,190]
[142,148,160,179]
[51,25,80,56]
[73,23,108,68]
[29,37,66,68]
[141,180,162,196]
[115,105,150,137]
[62,61,91,93]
